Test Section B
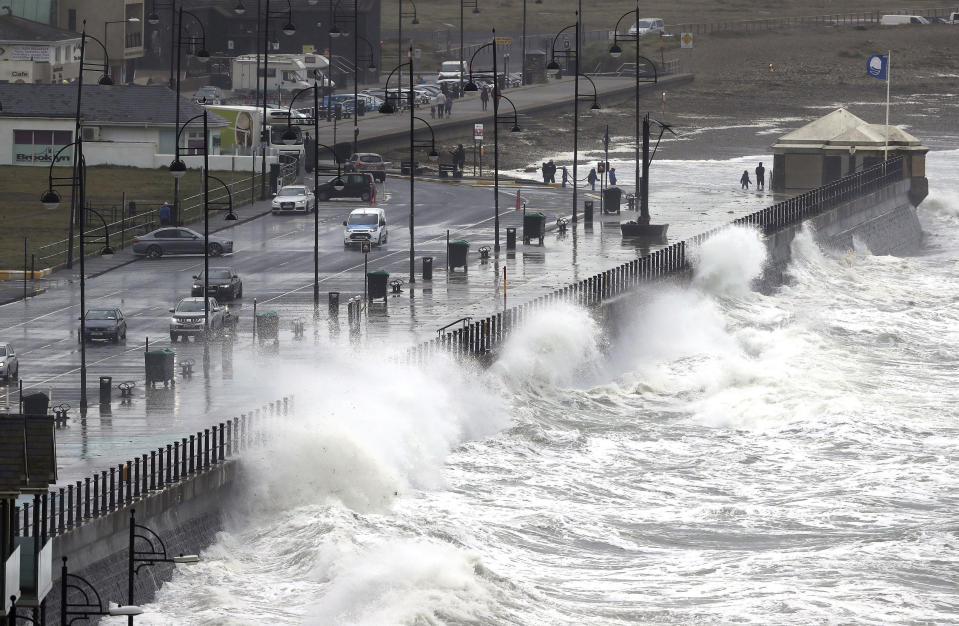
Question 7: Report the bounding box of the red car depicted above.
[345,153,389,182]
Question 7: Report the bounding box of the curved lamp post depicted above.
[380,55,416,281]
[412,116,441,162]
[126,509,198,625]
[609,1,659,223]
[546,19,586,221]
[171,7,210,227]
[351,34,378,153]
[459,0,480,95]
[61,556,143,624]
[283,84,343,315]
[397,0,419,90]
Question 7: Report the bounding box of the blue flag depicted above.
[866,54,888,80]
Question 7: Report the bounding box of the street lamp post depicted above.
[103,17,140,83]
[234,0,295,200]
[459,0,480,96]
[127,509,199,625]
[61,557,143,624]
[463,38,522,253]
[520,0,542,86]
[378,56,415,281]
[283,85,342,316]
[40,24,113,413]
[352,36,378,153]
[397,0,418,90]
[609,1,658,222]
[547,19,581,222]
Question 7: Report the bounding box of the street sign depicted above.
[563,38,570,49]
[414,48,422,59]
[474,123,484,141]
[494,36,512,47]
[681,32,693,48]
[362,241,371,254]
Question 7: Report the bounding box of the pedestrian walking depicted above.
[480,85,489,111]
[755,161,766,190]
[740,170,751,189]
[435,92,446,119]
[546,160,556,183]
[587,168,597,191]
[429,100,436,119]
[541,162,549,183]
[159,201,172,225]
[609,167,617,185]
[445,94,453,117]
[562,166,569,188]
[452,144,466,173]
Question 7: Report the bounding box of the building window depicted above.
[12,129,73,166]
[68,9,77,32]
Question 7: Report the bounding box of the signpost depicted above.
[473,123,484,176]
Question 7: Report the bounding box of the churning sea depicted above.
[104,149,959,625]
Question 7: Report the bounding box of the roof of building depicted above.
[0,14,81,43]
[0,83,229,127]
[772,108,925,151]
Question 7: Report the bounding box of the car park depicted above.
[317,173,376,201]
[343,207,388,247]
[0,343,18,381]
[170,297,227,341]
[132,227,233,259]
[272,184,315,213]
[344,153,388,181]
[192,267,243,299]
[81,308,127,343]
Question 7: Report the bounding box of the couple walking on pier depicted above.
[741,162,766,190]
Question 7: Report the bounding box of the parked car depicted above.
[344,153,388,182]
[879,14,929,25]
[169,297,227,342]
[0,342,18,381]
[317,173,377,201]
[343,207,388,247]
[628,18,665,36]
[272,184,315,214]
[132,227,233,259]
[81,308,127,343]
[193,86,222,104]
[192,267,243,299]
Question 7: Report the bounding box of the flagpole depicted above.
[884,49,891,161]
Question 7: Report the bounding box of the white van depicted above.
[343,207,388,247]
[438,61,467,80]
[628,18,665,36]
[880,15,929,25]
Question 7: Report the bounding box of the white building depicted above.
[0,13,82,84]
[0,83,231,168]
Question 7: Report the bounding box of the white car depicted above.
[0,342,18,381]
[272,184,315,214]
[628,18,665,36]
[343,207,388,247]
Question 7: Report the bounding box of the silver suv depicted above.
[169,297,226,342]
[345,153,388,182]
[0,342,18,381]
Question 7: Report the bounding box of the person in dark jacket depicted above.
[587,168,598,190]
[609,167,617,185]
[755,162,766,190]
[159,202,172,225]
[740,170,751,189]
[480,85,489,111]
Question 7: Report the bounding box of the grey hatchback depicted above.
[132,227,233,259]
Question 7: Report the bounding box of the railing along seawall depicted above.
[408,157,904,364]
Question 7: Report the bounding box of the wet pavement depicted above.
[0,170,778,485]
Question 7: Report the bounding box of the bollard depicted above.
[329,291,340,319]
[506,227,516,250]
[423,256,433,280]
[584,200,594,222]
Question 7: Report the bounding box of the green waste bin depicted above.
[367,269,390,301]
[145,348,175,388]
[256,311,279,343]
[523,212,546,244]
[602,186,622,214]
[448,240,469,271]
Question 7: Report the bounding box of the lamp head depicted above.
[172,554,201,563]
[609,43,622,58]
[591,101,601,110]
[283,23,296,36]
[412,15,420,24]
[41,189,61,210]
[225,211,238,221]
[367,60,376,70]
[281,127,298,145]
[98,74,114,85]
[329,25,341,37]
[100,245,115,258]
[511,123,521,132]
[233,1,246,15]
[332,177,346,190]
[546,59,560,71]
[147,11,160,24]
[473,6,480,13]
[379,101,395,114]
[428,148,438,161]
[195,49,210,62]
[169,159,187,178]
[463,81,478,92]
[107,607,143,617]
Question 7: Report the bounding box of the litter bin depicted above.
[583,200,594,222]
[99,376,112,405]
[145,348,175,388]
[506,227,516,250]
[357,99,366,116]
[22,392,49,415]
[523,212,546,244]
[423,256,434,280]
[255,311,279,343]
[367,269,389,301]
[329,291,340,318]
[603,186,622,214]
[448,240,469,270]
